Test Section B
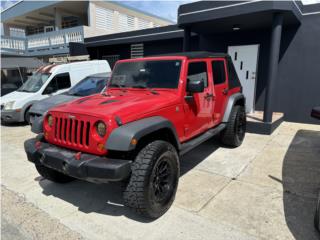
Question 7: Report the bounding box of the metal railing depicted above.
[1,26,84,56]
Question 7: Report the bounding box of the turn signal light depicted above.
[131,138,138,145]
[97,143,105,151]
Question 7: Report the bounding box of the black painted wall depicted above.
[275,15,320,124]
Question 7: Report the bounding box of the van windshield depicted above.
[17,72,51,93]
[109,60,182,89]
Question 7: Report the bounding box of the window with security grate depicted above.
[131,43,144,59]
[96,6,114,31]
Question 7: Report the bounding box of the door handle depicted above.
[222,88,229,95]
[205,93,214,100]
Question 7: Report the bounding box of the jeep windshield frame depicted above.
[108,59,182,90]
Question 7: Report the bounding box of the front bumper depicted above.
[1,109,22,123]
[24,138,132,183]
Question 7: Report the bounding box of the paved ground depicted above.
[1,122,320,240]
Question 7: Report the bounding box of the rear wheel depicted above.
[220,105,246,147]
[35,164,74,183]
[123,140,179,218]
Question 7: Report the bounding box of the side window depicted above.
[56,73,71,90]
[43,78,58,95]
[228,59,241,89]
[187,62,208,88]
[211,61,226,85]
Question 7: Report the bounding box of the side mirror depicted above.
[187,79,204,93]
[43,86,55,95]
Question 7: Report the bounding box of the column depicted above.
[263,13,283,123]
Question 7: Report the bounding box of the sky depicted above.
[0,0,195,22]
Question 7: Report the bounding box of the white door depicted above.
[228,44,259,113]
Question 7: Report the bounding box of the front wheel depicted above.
[24,108,31,124]
[220,105,246,147]
[123,140,180,219]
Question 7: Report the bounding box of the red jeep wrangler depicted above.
[25,52,246,218]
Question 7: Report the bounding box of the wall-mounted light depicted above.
[233,25,241,31]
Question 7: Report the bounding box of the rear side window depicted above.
[187,62,208,88]
[211,61,226,85]
[56,73,71,90]
[228,58,241,89]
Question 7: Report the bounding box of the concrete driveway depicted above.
[1,122,320,240]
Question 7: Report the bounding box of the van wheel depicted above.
[220,105,246,147]
[35,164,74,183]
[24,107,31,124]
[123,140,180,219]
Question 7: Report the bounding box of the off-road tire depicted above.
[35,164,74,183]
[220,105,246,147]
[123,140,180,219]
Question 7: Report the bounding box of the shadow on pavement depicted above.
[1,122,28,127]
[282,129,320,240]
[38,137,220,222]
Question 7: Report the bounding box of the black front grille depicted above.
[54,117,91,147]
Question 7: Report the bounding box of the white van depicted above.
[1,60,110,123]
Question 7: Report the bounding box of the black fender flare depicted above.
[222,93,246,123]
[105,116,180,151]
[31,116,44,134]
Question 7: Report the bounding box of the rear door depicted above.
[211,58,229,124]
[183,60,214,139]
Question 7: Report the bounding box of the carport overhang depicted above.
[178,1,302,129]
[178,1,301,33]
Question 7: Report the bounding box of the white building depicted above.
[1,1,173,57]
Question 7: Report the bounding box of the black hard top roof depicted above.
[151,51,230,59]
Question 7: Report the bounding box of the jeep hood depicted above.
[51,90,180,123]
[30,93,78,115]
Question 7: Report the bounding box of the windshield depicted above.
[68,76,109,96]
[109,60,182,89]
[17,72,51,93]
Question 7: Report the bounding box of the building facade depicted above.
[1,0,172,58]
[85,1,320,126]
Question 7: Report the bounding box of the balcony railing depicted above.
[1,26,84,56]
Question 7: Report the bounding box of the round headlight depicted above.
[96,121,106,137]
[48,115,53,127]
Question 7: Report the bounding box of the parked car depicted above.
[1,60,110,124]
[29,72,110,125]
[1,83,21,97]
[25,52,246,218]
[311,106,320,232]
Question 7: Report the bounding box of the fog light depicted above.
[44,131,49,138]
